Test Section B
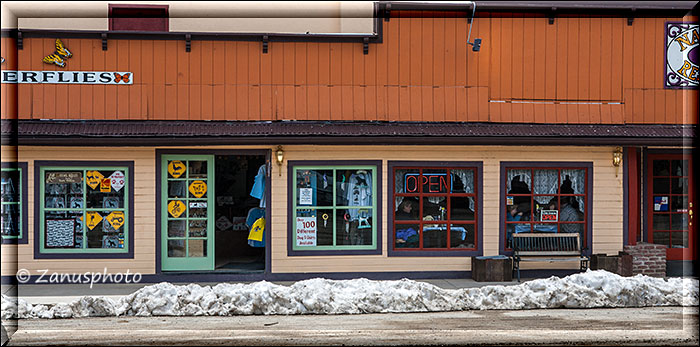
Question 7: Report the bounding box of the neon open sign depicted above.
[404,173,451,193]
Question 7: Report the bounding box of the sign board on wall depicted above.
[1,71,133,85]
[665,22,699,89]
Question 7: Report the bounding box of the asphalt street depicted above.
[3,306,698,346]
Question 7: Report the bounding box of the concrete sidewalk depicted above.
[1,278,522,304]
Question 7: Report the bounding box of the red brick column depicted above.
[623,243,667,277]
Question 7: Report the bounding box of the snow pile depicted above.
[2,270,697,319]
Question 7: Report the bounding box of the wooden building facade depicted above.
[1,1,697,283]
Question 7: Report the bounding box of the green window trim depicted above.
[1,167,23,240]
[39,166,129,254]
[292,165,377,251]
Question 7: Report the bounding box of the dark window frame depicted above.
[34,160,135,259]
[499,161,593,256]
[287,160,383,256]
[388,161,483,257]
[2,162,28,244]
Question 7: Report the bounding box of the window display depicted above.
[392,167,478,251]
[503,166,589,250]
[291,164,378,252]
[40,167,129,253]
[1,167,23,241]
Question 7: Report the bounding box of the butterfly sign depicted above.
[42,39,72,68]
[114,73,131,84]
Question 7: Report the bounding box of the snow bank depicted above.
[2,270,697,319]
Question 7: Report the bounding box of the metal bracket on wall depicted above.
[101,33,108,51]
[384,3,391,22]
[549,7,556,24]
[185,34,191,52]
[628,8,635,26]
[262,35,269,54]
[17,31,23,50]
[363,37,369,55]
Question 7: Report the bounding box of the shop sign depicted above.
[405,173,448,193]
[100,178,111,192]
[46,171,82,184]
[2,70,134,85]
[540,210,558,222]
[168,161,186,178]
[1,70,133,85]
[296,217,317,246]
[85,211,103,230]
[188,180,207,198]
[109,171,125,192]
[86,171,104,190]
[168,200,186,218]
[105,211,125,230]
[654,196,669,211]
[189,201,207,208]
[665,22,699,88]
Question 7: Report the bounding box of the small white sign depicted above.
[296,217,317,246]
[299,188,313,205]
[189,202,207,208]
[109,171,125,192]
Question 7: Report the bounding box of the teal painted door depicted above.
[161,155,215,271]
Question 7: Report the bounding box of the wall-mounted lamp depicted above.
[466,2,481,52]
[613,147,623,177]
[275,145,284,176]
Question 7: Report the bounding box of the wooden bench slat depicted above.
[511,233,589,282]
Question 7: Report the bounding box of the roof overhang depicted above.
[1,120,695,147]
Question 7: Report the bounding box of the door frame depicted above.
[155,149,272,274]
[643,149,695,261]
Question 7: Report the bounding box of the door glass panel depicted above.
[188,220,207,237]
[168,240,186,257]
[652,232,670,246]
[653,178,670,194]
[168,220,186,238]
[671,232,688,248]
[188,240,207,257]
[168,181,187,198]
[671,178,688,194]
[653,214,670,230]
[315,209,333,246]
[188,180,208,199]
[188,161,207,178]
[652,160,670,176]
[188,201,207,218]
[670,160,688,176]
[671,214,688,230]
[671,196,688,212]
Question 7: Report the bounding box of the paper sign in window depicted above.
[85,211,103,230]
[299,188,313,205]
[85,171,104,190]
[296,216,317,246]
[188,180,207,198]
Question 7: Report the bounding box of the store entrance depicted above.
[160,153,267,273]
[213,155,266,272]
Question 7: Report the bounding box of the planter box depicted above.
[471,256,513,282]
[591,252,633,277]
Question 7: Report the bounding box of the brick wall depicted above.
[623,243,667,277]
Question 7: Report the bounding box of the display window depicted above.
[2,163,28,244]
[390,165,480,254]
[501,163,592,253]
[288,161,381,255]
[38,164,131,255]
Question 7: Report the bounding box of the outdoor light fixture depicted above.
[613,147,623,177]
[275,145,285,176]
[466,2,481,52]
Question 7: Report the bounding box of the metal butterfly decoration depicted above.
[42,39,72,67]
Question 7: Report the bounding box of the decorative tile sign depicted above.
[1,71,133,84]
[665,22,699,89]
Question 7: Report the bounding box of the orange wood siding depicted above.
[1,14,697,124]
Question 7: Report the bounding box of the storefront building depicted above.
[1,1,697,283]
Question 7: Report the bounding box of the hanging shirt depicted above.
[246,207,266,247]
[345,171,372,220]
[250,164,267,208]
